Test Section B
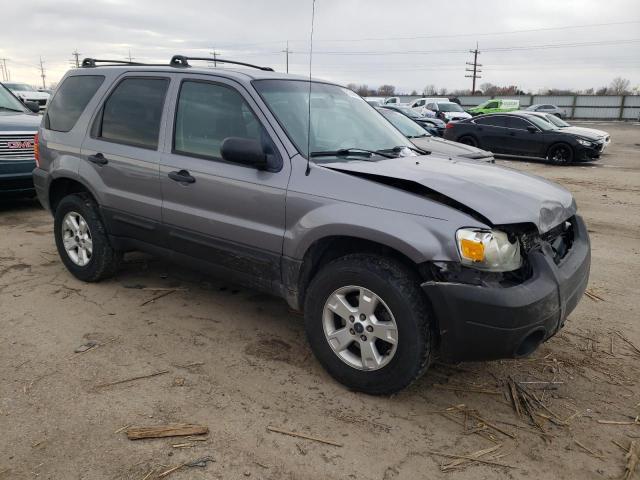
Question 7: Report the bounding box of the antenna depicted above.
[305,0,316,176]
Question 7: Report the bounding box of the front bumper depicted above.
[0,159,36,195]
[422,215,591,363]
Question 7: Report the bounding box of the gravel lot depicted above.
[1,121,639,480]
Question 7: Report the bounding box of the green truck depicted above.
[467,99,520,116]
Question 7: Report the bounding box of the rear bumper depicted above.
[422,215,591,362]
[0,160,36,195]
[32,167,50,210]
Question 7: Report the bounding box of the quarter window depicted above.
[474,116,505,127]
[45,75,104,132]
[99,77,168,149]
[506,117,531,130]
[174,81,263,160]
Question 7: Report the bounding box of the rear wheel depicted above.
[547,143,574,164]
[304,254,433,395]
[458,135,478,147]
[54,193,121,282]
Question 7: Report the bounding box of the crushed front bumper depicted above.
[422,215,590,363]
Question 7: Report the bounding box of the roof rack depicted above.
[170,55,274,71]
[81,58,146,68]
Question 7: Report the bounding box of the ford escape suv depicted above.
[33,56,591,395]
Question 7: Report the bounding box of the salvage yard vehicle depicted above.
[424,101,472,122]
[444,112,604,163]
[3,82,50,111]
[0,82,40,196]
[380,104,446,136]
[34,56,591,394]
[376,107,494,162]
[525,104,565,118]
[524,111,610,152]
[467,98,520,116]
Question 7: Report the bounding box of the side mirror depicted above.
[221,137,268,169]
[24,101,40,113]
[527,126,538,133]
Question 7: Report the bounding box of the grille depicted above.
[0,133,36,160]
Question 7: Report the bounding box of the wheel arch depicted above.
[48,176,99,214]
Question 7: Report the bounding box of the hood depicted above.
[12,91,49,100]
[559,126,608,140]
[411,135,493,161]
[323,155,575,233]
[443,111,471,120]
[416,118,446,128]
[0,111,41,131]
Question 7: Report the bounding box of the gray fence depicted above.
[394,95,640,120]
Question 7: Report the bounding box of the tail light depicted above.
[445,122,455,129]
[34,132,40,167]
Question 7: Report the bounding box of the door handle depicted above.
[88,153,108,165]
[168,170,196,184]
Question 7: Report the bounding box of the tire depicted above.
[547,143,574,164]
[458,135,478,147]
[54,193,121,282]
[304,254,433,395]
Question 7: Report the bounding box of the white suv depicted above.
[3,83,50,111]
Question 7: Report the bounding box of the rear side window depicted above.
[45,75,104,132]
[507,117,531,130]
[98,77,169,149]
[474,116,505,127]
[173,81,263,160]
[484,101,499,109]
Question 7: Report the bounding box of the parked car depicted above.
[525,104,565,118]
[376,107,494,162]
[34,57,590,394]
[3,82,50,111]
[524,111,610,152]
[383,97,402,104]
[467,99,520,116]
[380,104,446,136]
[409,97,445,112]
[444,112,604,163]
[424,101,472,122]
[0,82,40,196]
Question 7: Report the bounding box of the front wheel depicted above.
[458,135,478,147]
[304,254,433,395]
[547,143,574,164]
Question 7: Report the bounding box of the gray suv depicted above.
[33,56,591,394]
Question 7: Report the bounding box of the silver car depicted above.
[33,56,591,394]
[526,103,565,118]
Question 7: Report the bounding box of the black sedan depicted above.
[443,112,604,164]
[380,104,446,136]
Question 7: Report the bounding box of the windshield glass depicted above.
[0,84,28,112]
[393,106,421,118]
[545,114,570,127]
[253,80,412,159]
[378,109,429,138]
[5,83,34,92]
[437,102,463,112]
[526,115,557,131]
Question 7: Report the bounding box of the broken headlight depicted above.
[456,228,522,272]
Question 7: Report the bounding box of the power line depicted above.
[465,43,482,94]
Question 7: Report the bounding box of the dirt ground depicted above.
[1,121,639,480]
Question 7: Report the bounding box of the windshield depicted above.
[437,102,464,112]
[545,114,570,127]
[0,84,28,112]
[254,80,413,159]
[526,115,558,131]
[393,106,421,118]
[378,109,429,138]
[5,83,34,92]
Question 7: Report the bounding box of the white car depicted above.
[423,101,472,122]
[3,83,50,111]
[409,97,445,113]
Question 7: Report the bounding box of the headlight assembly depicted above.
[456,228,522,272]
[577,139,592,147]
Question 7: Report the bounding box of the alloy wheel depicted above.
[61,211,93,266]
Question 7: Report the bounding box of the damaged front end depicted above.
[422,215,590,363]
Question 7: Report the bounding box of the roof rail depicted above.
[170,55,274,71]
[82,58,145,68]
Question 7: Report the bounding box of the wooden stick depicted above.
[427,450,515,469]
[114,423,132,434]
[266,426,343,447]
[441,444,501,471]
[598,420,640,425]
[140,290,176,306]
[624,441,639,480]
[95,370,170,390]
[433,384,502,395]
[127,424,209,440]
[615,331,640,356]
[158,463,185,478]
[452,406,516,439]
[574,439,603,459]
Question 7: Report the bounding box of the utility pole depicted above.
[465,43,482,95]
[71,49,82,68]
[282,41,293,73]
[0,58,9,81]
[127,49,135,62]
[209,48,220,68]
[39,56,46,89]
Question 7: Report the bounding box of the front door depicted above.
[504,116,547,156]
[159,75,290,291]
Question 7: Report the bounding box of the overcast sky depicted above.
[1,0,639,93]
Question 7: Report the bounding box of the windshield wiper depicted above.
[378,145,431,156]
[310,148,395,159]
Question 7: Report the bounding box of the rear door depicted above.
[80,73,170,244]
[159,74,290,291]
[472,115,507,152]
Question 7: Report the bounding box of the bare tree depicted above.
[610,77,630,95]
[377,85,396,96]
[409,89,418,96]
[422,84,437,96]
[596,86,609,95]
[355,84,370,97]
[438,87,448,96]
[346,83,358,92]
